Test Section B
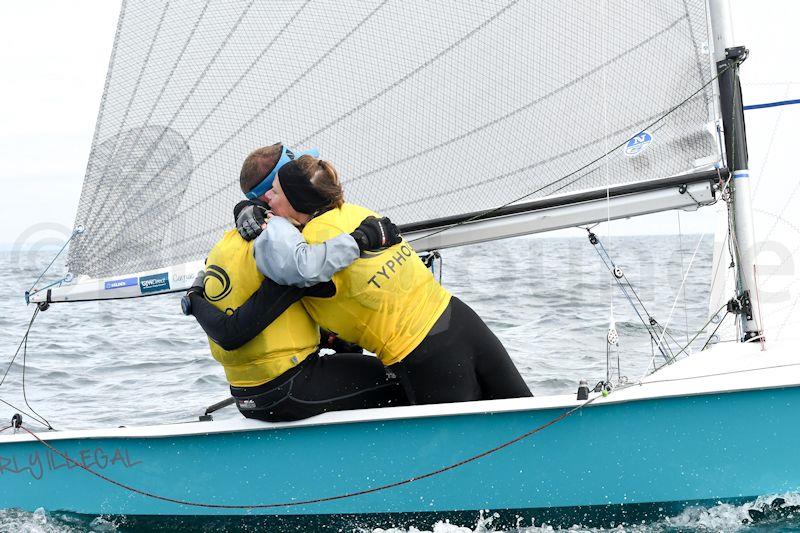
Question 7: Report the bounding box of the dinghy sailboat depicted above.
[1,0,798,525]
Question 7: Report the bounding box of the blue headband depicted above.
[245,145,320,199]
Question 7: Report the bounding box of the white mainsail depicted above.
[36,0,723,302]
[8,2,800,522]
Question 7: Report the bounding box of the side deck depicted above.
[0,341,798,520]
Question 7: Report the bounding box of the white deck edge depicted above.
[1,340,797,445]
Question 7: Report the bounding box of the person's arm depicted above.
[190,276,306,350]
[253,216,358,287]
[235,201,401,288]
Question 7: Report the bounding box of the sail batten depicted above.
[67,0,723,282]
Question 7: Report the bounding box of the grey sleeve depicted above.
[253,216,360,287]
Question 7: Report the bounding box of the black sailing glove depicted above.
[350,216,402,252]
[180,270,206,316]
[236,203,268,241]
[320,329,365,354]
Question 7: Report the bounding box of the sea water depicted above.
[1,235,797,532]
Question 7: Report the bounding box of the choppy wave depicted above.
[1,236,773,531]
[3,494,800,532]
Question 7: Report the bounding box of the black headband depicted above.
[277,160,329,215]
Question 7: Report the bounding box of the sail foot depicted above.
[405,178,717,252]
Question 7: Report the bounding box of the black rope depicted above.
[124,0,520,229]
[84,0,255,238]
[708,223,732,313]
[0,307,39,388]
[677,212,690,346]
[421,251,444,284]
[100,12,734,264]
[590,233,671,362]
[21,394,601,509]
[301,0,526,153]
[0,307,53,429]
[0,398,47,428]
[653,304,727,369]
[596,242,657,327]
[350,15,691,190]
[96,0,377,253]
[643,360,800,387]
[648,318,684,359]
[26,228,80,298]
[701,311,730,351]
[21,316,53,430]
[721,54,744,307]
[660,325,684,357]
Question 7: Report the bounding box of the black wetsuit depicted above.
[190,279,407,422]
[192,278,532,407]
[389,297,533,404]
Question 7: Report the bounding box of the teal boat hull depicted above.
[1,385,798,524]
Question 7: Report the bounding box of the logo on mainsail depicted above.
[624,131,653,157]
[204,264,232,302]
[139,273,170,294]
[104,277,138,290]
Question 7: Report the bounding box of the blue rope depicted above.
[744,98,800,111]
[26,227,82,300]
[590,234,672,362]
[33,276,70,293]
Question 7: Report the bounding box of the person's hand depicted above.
[236,204,268,241]
[350,216,402,252]
[320,329,364,354]
[181,270,206,315]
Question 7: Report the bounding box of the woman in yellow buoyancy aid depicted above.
[185,144,407,421]
[231,153,533,405]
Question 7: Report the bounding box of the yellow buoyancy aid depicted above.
[204,229,319,387]
[301,204,451,365]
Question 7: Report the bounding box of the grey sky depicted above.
[0,1,795,249]
[1,2,120,249]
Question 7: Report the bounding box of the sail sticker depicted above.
[0,446,141,480]
[624,131,653,157]
[104,277,138,290]
[171,272,198,284]
[139,272,170,294]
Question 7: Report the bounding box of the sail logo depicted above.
[104,277,138,290]
[204,264,232,302]
[139,272,170,294]
[172,272,197,284]
[625,131,653,157]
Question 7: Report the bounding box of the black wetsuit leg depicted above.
[230,352,408,422]
[390,297,532,404]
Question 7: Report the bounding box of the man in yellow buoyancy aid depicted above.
[185,144,407,421]
[201,228,318,386]
[231,151,533,405]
